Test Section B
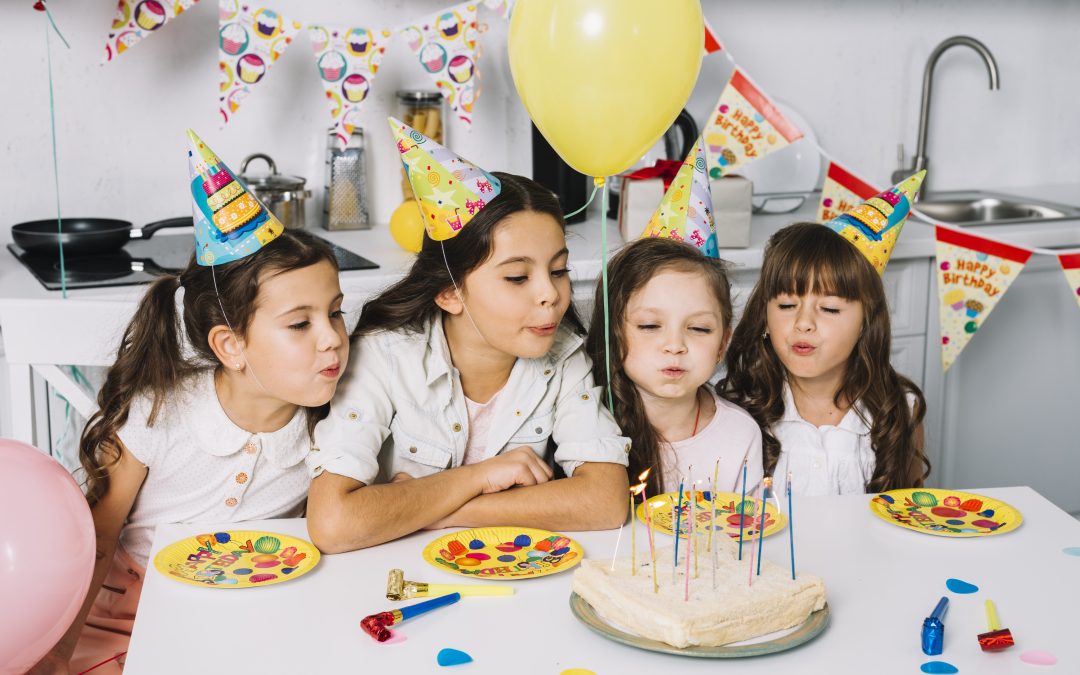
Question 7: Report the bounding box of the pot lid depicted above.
[239,153,306,191]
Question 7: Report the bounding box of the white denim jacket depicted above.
[309,316,630,485]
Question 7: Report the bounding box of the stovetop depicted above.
[8,233,379,291]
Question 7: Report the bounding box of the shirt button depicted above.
[534,427,543,434]
[624,443,631,454]
[235,472,248,484]
[347,411,359,421]
[310,446,320,453]
[225,497,238,507]
[452,423,462,433]
[580,393,590,401]
[243,443,257,455]
[543,369,552,376]
[409,446,418,454]
[515,410,522,416]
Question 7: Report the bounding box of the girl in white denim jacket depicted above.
[307,126,630,552]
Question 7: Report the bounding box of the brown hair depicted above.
[720,222,928,491]
[79,229,338,505]
[354,172,584,338]
[585,237,734,496]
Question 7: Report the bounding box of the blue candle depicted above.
[787,473,796,580]
[737,461,747,560]
[673,479,684,570]
[756,477,771,576]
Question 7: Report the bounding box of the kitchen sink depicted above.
[914,191,1080,225]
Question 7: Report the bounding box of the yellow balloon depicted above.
[508,0,703,178]
[389,200,424,253]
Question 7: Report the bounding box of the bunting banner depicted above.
[703,17,724,55]
[218,0,302,124]
[936,227,1032,371]
[1059,253,1080,310]
[104,0,200,62]
[308,24,390,149]
[817,160,879,223]
[400,2,482,128]
[702,68,803,179]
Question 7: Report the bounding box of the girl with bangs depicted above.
[721,173,930,496]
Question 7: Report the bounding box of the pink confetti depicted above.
[1019,650,1057,666]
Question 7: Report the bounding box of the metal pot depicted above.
[239,154,311,229]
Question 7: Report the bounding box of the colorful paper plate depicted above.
[422,527,584,579]
[869,489,1023,537]
[570,592,830,658]
[153,530,320,588]
[636,491,787,540]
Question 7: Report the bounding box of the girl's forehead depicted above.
[629,270,723,313]
[488,211,565,257]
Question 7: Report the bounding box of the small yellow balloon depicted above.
[389,200,425,253]
[509,0,703,178]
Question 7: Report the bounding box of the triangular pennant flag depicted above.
[823,171,924,275]
[400,1,482,128]
[219,2,302,124]
[187,129,284,265]
[388,117,501,241]
[702,68,803,178]
[703,17,724,55]
[308,25,390,149]
[641,137,718,258]
[104,0,200,62]
[936,227,1032,371]
[1058,252,1080,310]
[818,160,879,222]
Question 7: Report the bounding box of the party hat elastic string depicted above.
[210,266,272,397]
[439,240,491,349]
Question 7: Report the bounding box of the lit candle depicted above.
[738,459,748,561]
[638,469,658,593]
[686,473,694,600]
[630,482,645,576]
[787,472,796,581]
[756,477,772,576]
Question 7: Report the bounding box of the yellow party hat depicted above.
[823,170,925,274]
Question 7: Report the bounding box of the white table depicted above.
[124,486,1079,673]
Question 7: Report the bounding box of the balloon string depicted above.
[564,182,599,219]
[44,6,69,297]
[599,178,614,412]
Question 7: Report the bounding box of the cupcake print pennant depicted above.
[219,0,302,125]
[1059,253,1080,311]
[400,2,482,129]
[104,0,200,62]
[703,68,803,178]
[818,161,878,223]
[937,227,1032,371]
[308,24,390,149]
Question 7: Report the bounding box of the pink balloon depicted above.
[0,439,95,673]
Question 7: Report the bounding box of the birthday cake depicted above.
[571,537,825,648]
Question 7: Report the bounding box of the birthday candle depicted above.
[747,483,757,587]
[756,477,772,576]
[630,482,645,576]
[738,459,748,561]
[787,472,796,580]
[686,473,694,600]
[708,459,719,553]
[673,479,684,585]
[638,470,658,594]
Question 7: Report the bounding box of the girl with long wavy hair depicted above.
[586,237,763,498]
[35,134,349,674]
[721,218,929,496]
[306,120,629,553]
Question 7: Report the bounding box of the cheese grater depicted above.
[323,128,370,230]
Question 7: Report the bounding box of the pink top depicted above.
[659,389,764,494]
[462,390,502,465]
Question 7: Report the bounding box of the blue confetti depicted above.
[437,648,473,667]
[946,578,978,594]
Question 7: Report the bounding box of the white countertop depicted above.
[123,486,1079,673]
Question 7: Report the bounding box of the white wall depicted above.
[2,0,1077,232]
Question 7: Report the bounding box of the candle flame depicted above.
[638,468,651,482]
[764,476,773,488]
[630,482,646,496]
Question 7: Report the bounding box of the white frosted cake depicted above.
[571,536,826,648]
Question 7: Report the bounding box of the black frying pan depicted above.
[12,216,193,257]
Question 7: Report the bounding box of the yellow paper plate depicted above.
[869,488,1023,537]
[153,530,320,588]
[422,527,584,580]
[637,491,787,540]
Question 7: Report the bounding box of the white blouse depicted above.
[116,370,312,568]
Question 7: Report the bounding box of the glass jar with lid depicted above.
[396,91,445,200]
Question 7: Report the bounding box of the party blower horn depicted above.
[386,568,514,600]
[361,593,461,642]
[977,599,1015,651]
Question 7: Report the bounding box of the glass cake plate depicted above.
[569,592,829,658]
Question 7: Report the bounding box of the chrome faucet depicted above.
[893,36,1000,192]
